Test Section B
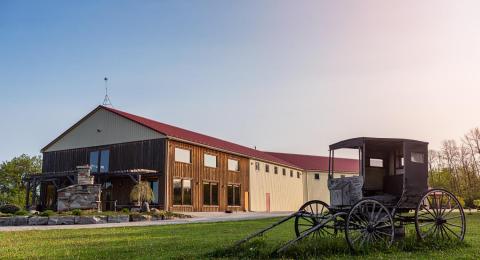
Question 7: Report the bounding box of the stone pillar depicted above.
[76,165,94,185]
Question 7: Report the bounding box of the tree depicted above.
[129,181,154,206]
[0,154,42,207]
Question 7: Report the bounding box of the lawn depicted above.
[1,213,479,259]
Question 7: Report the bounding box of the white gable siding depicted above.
[44,108,165,152]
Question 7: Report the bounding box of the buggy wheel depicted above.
[415,189,466,241]
[294,200,335,238]
[345,199,394,252]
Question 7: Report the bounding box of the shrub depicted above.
[121,208,130,214]
[14,209,29,216]
[71,209,83,216]
[129,182,154,204]
[0,204,20,214]
[457,196,466,208]
[473,199,480,209]
[39,210,55,217]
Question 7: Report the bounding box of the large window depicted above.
[369,158,384,168]
[149,181,159,204]
[175,148,191,163]
[228,159,239,171]
[203,182,219,206]
[227,184,241,206]
[411,152,424,164]
[89,149,110,173]
[204,154,217,168]
[173,179,192,205]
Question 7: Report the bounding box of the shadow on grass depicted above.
[207,234,469,259]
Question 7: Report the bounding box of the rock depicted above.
[28,217,49,225]
[130,214,152,222]
[130,207,141,213]
[150,208,161,214]
[11,216,28,226]
[48,216,75,225]
[29,210,39,215]
[74,216,107,224]
[0,217,12,226]
[107,215,130,223]
[141,202,150,213]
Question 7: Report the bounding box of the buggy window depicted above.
[411,152,424,164]
[369,158,383,168]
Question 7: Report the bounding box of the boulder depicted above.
[130,214,152,222]
[11,216,28,226]
[107,215,130,223]
[141,202,150,212]
[28,217,49,225]
[48,216,75,225]
[0,217,12,226]
[74,216,107,224]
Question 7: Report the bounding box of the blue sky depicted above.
[1,1,480,161]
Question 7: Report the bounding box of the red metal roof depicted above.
[265,152,359,173]
[101,106,301,169]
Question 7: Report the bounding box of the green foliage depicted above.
[0,154,42,207]
[39,210,55,217]
[129,181,154,203]
[14,209,29,216]
[473,199,480,209]
[71,209,83,216]
[457,196,466,208]
[0,204,20,214]
[121,208,130,213]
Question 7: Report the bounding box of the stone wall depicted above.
[57,166,101,212]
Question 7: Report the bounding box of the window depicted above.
[204,154,217,168]
[290,171,293,177]
[314,173,320,180]
[297,172,300,178]
[175,148,191,163]
[228,159,239,171]
[173,179,192,205]
[411,152,425,164]
[255,162,260,171]
[369,158,384,168]
[227,184,241,206]
[203,182,219,205]
[265,164,270,173]
[282,168,286,175]
[274,166,278,174]
[150,181,159,204]
[89,149,110,173]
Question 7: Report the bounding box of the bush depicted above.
[14,210,29,216]
[473,199,480,209]
[71,209,83,216]
[39,210,55,217]
[457,196,466,208]
[121,208,130,214]
[0,204,20,214]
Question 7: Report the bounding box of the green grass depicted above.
[1,213,480,259]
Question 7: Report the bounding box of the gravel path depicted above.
[0,212,292,232]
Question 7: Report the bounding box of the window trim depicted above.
[174,147,192,164]
[227,158,240,172]
[89,148,110,174]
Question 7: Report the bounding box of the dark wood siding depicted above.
[167,140,249,212]
[42,139,166,173]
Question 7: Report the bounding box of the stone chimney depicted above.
[76,165,94,185]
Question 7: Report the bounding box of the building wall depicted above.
[44,108,164,152]
[304,171,359,205]
[249,160,304,212]
[166,140,249,212]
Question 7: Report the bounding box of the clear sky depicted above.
[1,1,480,161]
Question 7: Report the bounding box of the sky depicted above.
[1,1,480,161]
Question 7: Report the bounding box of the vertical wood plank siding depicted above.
[167,140,249,212]
[42,139,166,173]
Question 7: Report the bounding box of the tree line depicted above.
[428,127,480,208]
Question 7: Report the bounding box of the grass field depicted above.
[1,213,479,259]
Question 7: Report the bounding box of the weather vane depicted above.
[102,77,113,107]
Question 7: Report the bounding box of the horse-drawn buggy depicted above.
[237,137,466,253]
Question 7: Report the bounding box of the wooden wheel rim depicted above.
[294,200,334,238]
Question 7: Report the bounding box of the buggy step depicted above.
[234,211,301,247]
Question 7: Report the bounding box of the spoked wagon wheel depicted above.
[345,199,395,252]
[415,189,466,241]
[295,200,335,238]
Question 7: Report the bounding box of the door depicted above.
[266,193,271,212]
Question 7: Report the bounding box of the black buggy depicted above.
[237,137,466,253]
